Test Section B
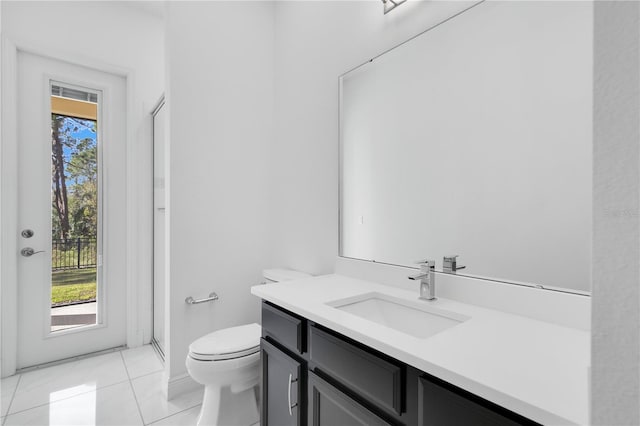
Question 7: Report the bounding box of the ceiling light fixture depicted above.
[382,0,407,14]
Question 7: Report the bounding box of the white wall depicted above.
[1,1,163,375]
[591,2,640,424]
[270,1,477,275]
[165,1,274,381]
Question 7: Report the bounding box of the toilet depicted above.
[186,269,311,426]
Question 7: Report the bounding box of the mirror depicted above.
[339,1,592,293]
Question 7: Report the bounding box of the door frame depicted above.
[1,37,149,376]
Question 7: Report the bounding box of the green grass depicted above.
[51,268,96,306]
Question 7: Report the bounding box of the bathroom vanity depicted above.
[261,302,536,426]
[252,275,590,426]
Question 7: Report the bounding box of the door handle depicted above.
[287,373,298,416]
[21,247,45,257]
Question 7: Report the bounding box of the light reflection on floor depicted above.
[50,384,96,426]
[0,345,206,426]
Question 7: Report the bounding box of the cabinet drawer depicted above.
[308,371,391,426]
[262,301,305,354]
[308,325,403,416]
[418,375,540,426]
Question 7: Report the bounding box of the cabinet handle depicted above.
[288,373,298,416]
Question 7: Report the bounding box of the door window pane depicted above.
[50,85,99,332]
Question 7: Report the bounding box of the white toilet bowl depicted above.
[186,323,261,426]
[186,269,311,426]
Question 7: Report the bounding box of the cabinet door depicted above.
[261,339,304,426]
[419,376,539,426]
[309,325,403,415]
[308,372,392,426]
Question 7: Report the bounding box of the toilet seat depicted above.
[190,346,259,362]
[188,323,261,362]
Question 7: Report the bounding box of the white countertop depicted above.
[251,274,590,426]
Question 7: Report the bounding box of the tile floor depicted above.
[0,346,204,426]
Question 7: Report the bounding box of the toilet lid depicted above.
[189,323,261,361]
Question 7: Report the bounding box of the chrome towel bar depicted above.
[185,292,219,305]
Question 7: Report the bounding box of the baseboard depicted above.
[165,373,202,400]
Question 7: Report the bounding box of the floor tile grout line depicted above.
[3,374,22,422]
[119,350,133,381]
[123,349,200,425]
[4,378,130,418]
[120,347,165,382]
[4,346,163,425]
[120,350,147,425]
[11,350,126,400]
[129,368,165,381]
[145,403,202,426]
[127,378,147,425]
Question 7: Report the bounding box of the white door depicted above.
[152,100,166,356]
[16,51,127,368]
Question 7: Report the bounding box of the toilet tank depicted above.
[262,268,311,284]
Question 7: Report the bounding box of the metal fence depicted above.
[52,238,97,271]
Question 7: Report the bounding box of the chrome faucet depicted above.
[408,260,436,301]
[443,255,465,274]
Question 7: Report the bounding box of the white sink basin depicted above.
[326,292,470,339]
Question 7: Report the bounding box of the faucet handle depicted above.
[443,255,465,273]
[410,259,434,281]
[408,273,428,281]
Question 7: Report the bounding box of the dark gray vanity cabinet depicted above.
[307,324,418,425]
[308,371,392,426]
[418,375,537,426]
[262,301,305,354]
[261,301,539,426]
[261,301,307,426]
[261,339,304,426]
